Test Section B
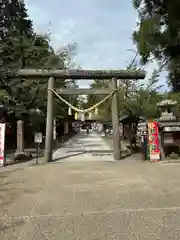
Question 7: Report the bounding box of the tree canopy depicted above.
[2,0,180,128]
[132,0,180,91]
[82,76,163,121]
[0,0,77,131]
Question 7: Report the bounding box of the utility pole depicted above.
[111,78,121,160]
[44,77,54,162]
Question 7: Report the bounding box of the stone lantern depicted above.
[157,99,180,158]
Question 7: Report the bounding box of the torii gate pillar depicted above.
[44,77,54,162]
[111,78,121,160]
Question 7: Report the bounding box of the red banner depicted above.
[147,121,160,161]
[0,123,5,167]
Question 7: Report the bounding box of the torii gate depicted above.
[17,69,145,162]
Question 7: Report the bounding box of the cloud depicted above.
[25,0,167,89]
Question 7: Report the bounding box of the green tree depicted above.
[84,71,163,120]
[0,0,77,131]
[132,0,180,91]
[82,80,112,120]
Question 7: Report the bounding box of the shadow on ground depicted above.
[51,151,142,163]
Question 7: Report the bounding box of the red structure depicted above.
[147,121,160,162]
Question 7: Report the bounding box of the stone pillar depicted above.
[44,77,54,162]
[16,120,24,153]
[111,78,121,160]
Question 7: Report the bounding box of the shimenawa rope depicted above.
[47,88,117,113]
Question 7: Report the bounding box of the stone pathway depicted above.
[53,130,114,162]
[1,155,180,239]
[2,131,180,239]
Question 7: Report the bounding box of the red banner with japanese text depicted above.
[147,121,160,161]
[0,123,5,166]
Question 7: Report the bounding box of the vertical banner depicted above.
[147,121,160,162]
[0,123,6,167]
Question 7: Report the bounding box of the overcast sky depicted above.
[24,0,167,89]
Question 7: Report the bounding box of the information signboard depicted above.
[34,132,43,143]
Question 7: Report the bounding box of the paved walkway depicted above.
[53,130,114,162]
[1,158,180,239]
[1,131,180,239]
